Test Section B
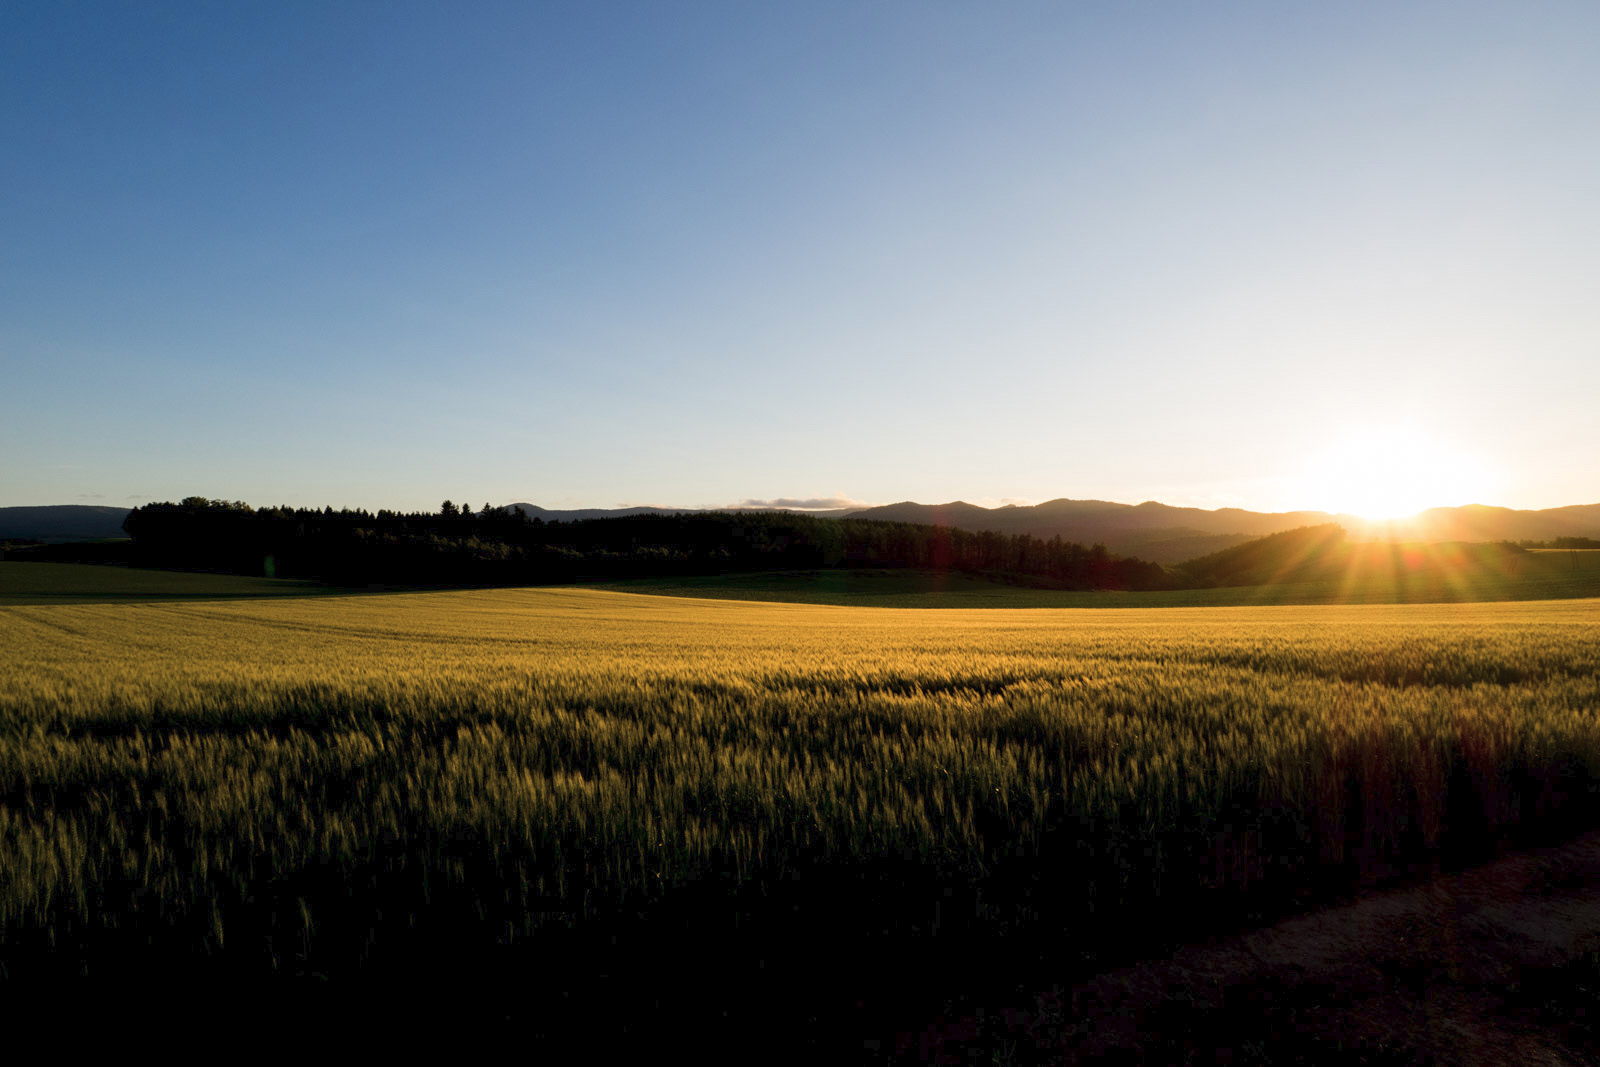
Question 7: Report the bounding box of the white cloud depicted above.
[729,494,873,511]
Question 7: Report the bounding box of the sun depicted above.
[1298,426,1493,520]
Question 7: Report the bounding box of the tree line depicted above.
[119,497,1173,590]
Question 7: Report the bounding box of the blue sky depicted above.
[5,2,1597,514]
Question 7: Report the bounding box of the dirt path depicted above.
[903,832,1600,1064]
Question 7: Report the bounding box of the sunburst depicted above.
[1299,426,1492,519]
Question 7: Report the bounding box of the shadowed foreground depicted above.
[901,829,1600,1064]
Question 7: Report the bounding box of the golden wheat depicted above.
[3,588,1597,961]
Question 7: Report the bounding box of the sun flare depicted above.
[1298,427,1493,520]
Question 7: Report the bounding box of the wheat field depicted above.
[4,584,1599,979]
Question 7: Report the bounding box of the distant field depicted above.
[1528,548,1600,565]
[9,550,1595,610]
[0,561,330,603]
[603,557,1600,607]
[4,585,1598,1040]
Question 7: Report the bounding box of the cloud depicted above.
[76,493,105,500]
[729,494,873,511]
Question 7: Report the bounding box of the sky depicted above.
[5,1,1597,516]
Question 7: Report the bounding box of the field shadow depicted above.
[0,561,434,606]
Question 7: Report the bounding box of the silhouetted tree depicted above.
[121,499,1176,590]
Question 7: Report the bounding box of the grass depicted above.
[601,556,1600,608]
[0,561,332,604]
[4,578,1600,1042]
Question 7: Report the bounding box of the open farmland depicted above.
[601,548,1600,608]
[4,578,1600,1046]
[0,560,333,603]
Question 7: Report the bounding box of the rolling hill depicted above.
[508,499,1600,564]
[825,499,1600,563]
[507,503,861,522]
[8,498,1597,563]
[0,505,132,542]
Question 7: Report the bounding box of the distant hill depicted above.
[502,500,1275,562]
[833,500,1344,562]
[1175,524,1350,585]
[831,499,1600,564]
[1175,523,1540,589]
[1362,503,1600,543]
[14,498,1598,561]
[507,503,861,522]
[108,500,1170,591]
[0,505,131,542]
[848,499,1338,535]
[509,499,1600,564]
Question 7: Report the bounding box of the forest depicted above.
[117,497,1174,591]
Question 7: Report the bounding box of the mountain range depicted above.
[810,500,1600,563]
[510,499,1600,563]
[4,500,1597,566]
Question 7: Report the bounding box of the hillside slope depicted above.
[508,503,860,522]
[0,505,131,542]
[840,499,1600,563]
